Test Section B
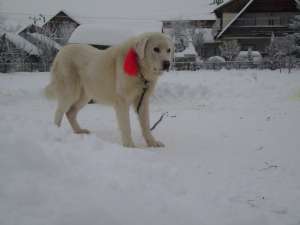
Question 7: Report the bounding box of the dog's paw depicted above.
[147,140,165,148]
[123,141,136,148]
[74,129,91,134]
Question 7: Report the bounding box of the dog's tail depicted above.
[44,82,57,99]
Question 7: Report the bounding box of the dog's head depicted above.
[134,32,174,80]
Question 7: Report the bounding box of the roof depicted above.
[162,1,217,21]
[0,30,40,56]
[27,33,62,50]
[16,24,43,35]
[214,0,236,12]
[161,13,216,21]
[68,22,162,46]
[43,10,81,26]
[216,0,254,38]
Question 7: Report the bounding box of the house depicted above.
[214,0,300,54]
[13,10,79,71]
[0,31,41,72]
[22,32,62,69]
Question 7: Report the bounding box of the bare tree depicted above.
[168,21,190,52]
[192,29,205,58]
[219,40,241,61]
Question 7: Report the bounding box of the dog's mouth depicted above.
[154,67,170,74]
[153,68,165,75]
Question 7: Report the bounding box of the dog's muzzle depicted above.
[162,60,170,71]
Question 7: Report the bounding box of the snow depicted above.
[69,22,162,46]
[207,55,226,62]
[236,51,263,63]
[28,33,62,50]
[0,31,41,56]
[1,70,300,225]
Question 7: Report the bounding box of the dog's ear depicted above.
[134,36,149,60]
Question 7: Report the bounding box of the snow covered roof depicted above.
[175,42,197,57]
[0,30,40,56]
[69,22,162,46]
[160,0,218,21]
[16,23,42,35]
[214,0,236,12]
[28,33,62,50]
[162,13,216,21]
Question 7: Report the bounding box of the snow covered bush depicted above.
[235,50,262,64]
[207,55,225,63]
[207,56,225,70]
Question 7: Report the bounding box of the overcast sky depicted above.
[0,0,216,22]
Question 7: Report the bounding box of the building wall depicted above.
[223,13,238,28]
[162,20,215,30]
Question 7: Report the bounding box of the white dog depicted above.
[45,32,173,148]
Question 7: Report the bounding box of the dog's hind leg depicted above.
[66,91,91,134]
[54,99,72,127]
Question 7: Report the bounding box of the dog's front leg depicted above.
[135,97,165,148]
[114,98,135,148]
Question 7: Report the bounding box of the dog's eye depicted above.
[153,47,160,53]
[167,48,171,53]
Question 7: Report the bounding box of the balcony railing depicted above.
[231,16,292,27]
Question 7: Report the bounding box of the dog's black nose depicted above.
[162,60,170,71]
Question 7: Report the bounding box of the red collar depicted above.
[123,48,139,77]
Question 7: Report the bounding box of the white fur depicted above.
[45,32,174,148]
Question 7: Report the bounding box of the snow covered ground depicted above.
[1,70,300,225]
